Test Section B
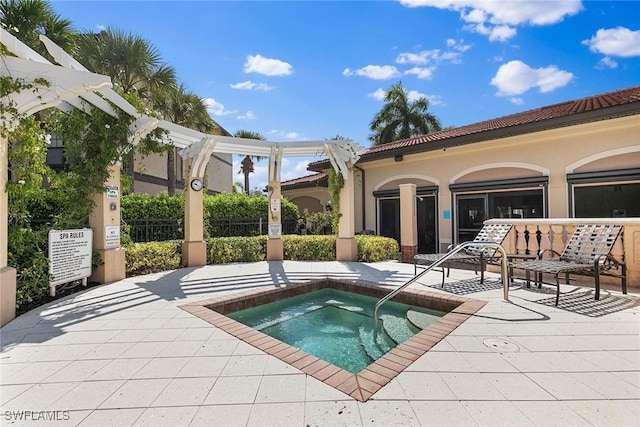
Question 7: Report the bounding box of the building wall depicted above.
[361,115,639,251]
[133,150,232,195]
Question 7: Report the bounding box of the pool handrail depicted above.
[373,241,509,330]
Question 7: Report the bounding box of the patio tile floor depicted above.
[1,260,638,426]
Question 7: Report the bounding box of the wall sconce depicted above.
[394,155,403,162]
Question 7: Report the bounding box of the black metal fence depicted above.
[124,217,301,242]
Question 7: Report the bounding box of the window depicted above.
[569,168,640,218]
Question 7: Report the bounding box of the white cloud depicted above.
[237,110,255,120]
[202,97,236,116]
[597,57,618,69]
[404,66,435,80]
[510,97,524,105]
[230,81,274,91]
[97,24,106,31]
[490,60,573,96]
[426,94,444,106]
[266,129,305,140]
[582,27,640,58]
[244,54,293,76]
[343,65,400,80]
[406,89,429,102]
[401,0,582,41]
[368,88,387,101]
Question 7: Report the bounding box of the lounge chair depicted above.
[414,223,513,286]
[511,224,627,306]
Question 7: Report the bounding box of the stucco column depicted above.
[89,163,126,283]
[183,159,207,266]
[1,135,16,326]
[266,180,284,261]
[399,184,418,263]
[337,168,357,261]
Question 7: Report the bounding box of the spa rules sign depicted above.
[48,229,93,287]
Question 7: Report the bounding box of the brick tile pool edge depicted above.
[179,278,486,402]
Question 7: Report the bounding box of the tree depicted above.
[150,84,216,194]
[75,27,177,191]
[369,82,441,146]
[0,0,76,58]
[234,129,266,195]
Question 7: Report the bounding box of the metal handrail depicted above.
[373,241,510,330]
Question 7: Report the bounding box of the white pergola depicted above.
[1,28,364,325]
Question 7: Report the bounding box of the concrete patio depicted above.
[1,261,638,426]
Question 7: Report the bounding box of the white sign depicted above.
[268,224,282,237]
[48,229,93,287]
[106,185,119,199]
[270,197,280,212]
[105,225,120,247]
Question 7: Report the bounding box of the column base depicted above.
[91,247,126,284]
[336,237,358,261]
[267,238,284,261]
[401,245,418,264]
[182,241,207,267]
[1,266,16,327]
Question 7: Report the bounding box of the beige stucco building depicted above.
[285,85,640,284]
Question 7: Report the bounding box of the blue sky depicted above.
[51,0,640,192]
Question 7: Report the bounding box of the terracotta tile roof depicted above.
[309,85,640,169]
[281,172,328,189]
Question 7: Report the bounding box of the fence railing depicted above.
[123,217,301,242]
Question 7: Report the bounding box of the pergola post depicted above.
[1,135,17,327]
[182,158,207,266]
[336,167,358,261]
[266,147,284,261]
[399,184,418,263]
[89,164,126,283]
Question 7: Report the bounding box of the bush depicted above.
[121,193,184,219]
[203,193,299,221]
[8,227,51,310]
[283,235,336,260]
[356,235,399,262]
[125,240,183,276]
[207,236,267,264]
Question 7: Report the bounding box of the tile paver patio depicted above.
[1,260,638,426]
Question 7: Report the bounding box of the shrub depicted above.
[8,227,51,311]
[121,193,184,219]
[203,193,299,220]
[283,235,336,260]
[356,235,399,262]
[125,240,183,276]
[207,236,267,264]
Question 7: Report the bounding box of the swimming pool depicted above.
[181,278,486,401]
[227,288,444,373]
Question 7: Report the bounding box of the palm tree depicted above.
[75,27,176,97]
[369,82,441,146]
[75,27,177,191]
[234,130,266,195]
[150,84,216,194]
[0,0,76,57]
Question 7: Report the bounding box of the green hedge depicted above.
[125,235,399,273]
[125,240,183,276]
[356,235,400,262]
[207,236,267,264]
[283,235,336,260]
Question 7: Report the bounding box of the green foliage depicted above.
[356,235,399,262]
[327,168,344,232]
[206,236,267,264]
[203,193,299,220]
[301,209,335,235]
[283,235,336,260]
[7,227,51,309]
[125,240,183,276]
[121,193,184,219]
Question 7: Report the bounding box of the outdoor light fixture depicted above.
[394,155,403,162]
